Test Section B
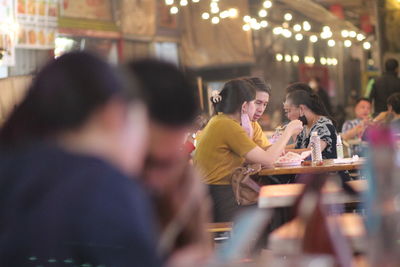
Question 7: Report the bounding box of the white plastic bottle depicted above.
[336,135,344,159]
[310,131,322,164]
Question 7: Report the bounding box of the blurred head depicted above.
[243,77,271,121]
[308,77,321,91]
[213,79,256,119]
[354,98,371,119]
[387,93,400,115]
[284,83,329,122]
[127,59,199,193]
[0,52,148,175]
[385,58,399,73]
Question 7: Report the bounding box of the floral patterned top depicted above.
[295,116,337,159]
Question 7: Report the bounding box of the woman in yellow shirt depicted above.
[193,79,303,222]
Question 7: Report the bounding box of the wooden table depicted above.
[268,213,366,253]
[259,159,364,176]
[258,180,367,208]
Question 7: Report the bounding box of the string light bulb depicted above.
[328,39,336,47]
[344,40,352,47]
[293,24,302,32]
[295,33,303,41]
[310,35,318,43]
[202,12,210,19]
[170,6,179,14]
[211,16,220,24]
[263,0,272,8]
[276,53,283,61]
[284,13,293,21]
[303,21,311,31]
[259,9,268,18]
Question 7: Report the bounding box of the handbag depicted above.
[231,164,262,206]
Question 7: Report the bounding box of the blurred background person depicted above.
[0,52,160,267]
[370,58,400,116]
[386,92,400,129]
[309,77,333,116]
[341,98,372,141]
[194,79,302,222]
[127,59,212,266]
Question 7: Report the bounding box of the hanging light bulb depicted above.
[273,27,283,35]
[341,30,349,38]
[332,58,338,65]
[310,35,318,43]
[293,24,302,32]
[284,54,292,62]
[284,13,293,21]
[211,16,220,24]
[349,31,357,38]
[259,9,267,18]
[170,6,179,14]
[242,24,251,31]
[282,29,292,38]
[192,0,200,2]
[357,33,365,41]
[363,42,371,50]
[303,21,311,31]
[202,12,210,19]
[293,55,300,63]
[219,11,229,18]
[344,40,352,47]
[260,20,268,28]
[320,57,327,65]
[180,0,188,6]
[165,0,174,5]
[295,33,303,41]
[276,53,283,61]
[228,8,238,18]
[328,39,336,47]
[243,15,251,23]
[263,0,272,9]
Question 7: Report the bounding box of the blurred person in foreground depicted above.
[370,58,400,116]
[341,98,372,141]
[0,52,161,266]
[127,59,212,266]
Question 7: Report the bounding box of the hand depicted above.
[285,120,303,136]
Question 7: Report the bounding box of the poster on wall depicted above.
[16,0,58,49]
[0,0,17,66]
[60,0,112,21]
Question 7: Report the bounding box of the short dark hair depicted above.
[127,59,199,127]
[355,97,371,105]
[286,82,313,95]
[385,58,399,72]
[387,92,400,114]
[0,52,137,148]
[242,77,271,95]
[213,79,256,114]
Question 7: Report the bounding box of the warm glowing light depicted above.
[320,57,327,65]
[273,27,283,35]
[310,35,318,43]
[328,39,336,47]
[180,0,188,6]
[282,29,292,38]
[295,33,303,41]
[219,11,229,18]
[303,21,311,31]
[170,6,179,14]
[228,8,238,18]
[293,24,302,32]
[260,20,268,28]
[242,24,251,31]
[344,40,352,47]
[211,16,220,24]
[323,26,331,32]
[284,54,292,62]
[243,15,251,23]
[341,30,349,38]
[363,42,371,50]
[284,13,293,21]
[165,0,174,5]
[293,55,300,63]
[263,0,272,8]
[276,53,283,61]
[202,12,210,19]
[349,31,357,38]
[259,9,267,17]
[192,0,200,2]
[357,33,365,41]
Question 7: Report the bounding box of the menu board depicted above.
[60,0,112,21]
[0,0,16,66]
[16,0,58,49]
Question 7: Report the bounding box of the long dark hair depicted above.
[286,83,335,125]
[212,79,256,115]
[0,52,140,148]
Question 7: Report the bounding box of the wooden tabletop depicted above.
[258,180,367,208]
[259,159,364,176]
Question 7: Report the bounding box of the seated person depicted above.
[341,98,372,141]
[284,83,337,159]
[387,92,400,130]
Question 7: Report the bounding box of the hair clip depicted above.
[211,90,222,103]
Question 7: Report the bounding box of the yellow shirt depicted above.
[193,114,257,185]
[251,121,270,149]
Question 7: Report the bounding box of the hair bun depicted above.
[211,90,222,103]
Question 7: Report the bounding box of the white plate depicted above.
[274,161,302,167]
[333,155,360,164]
